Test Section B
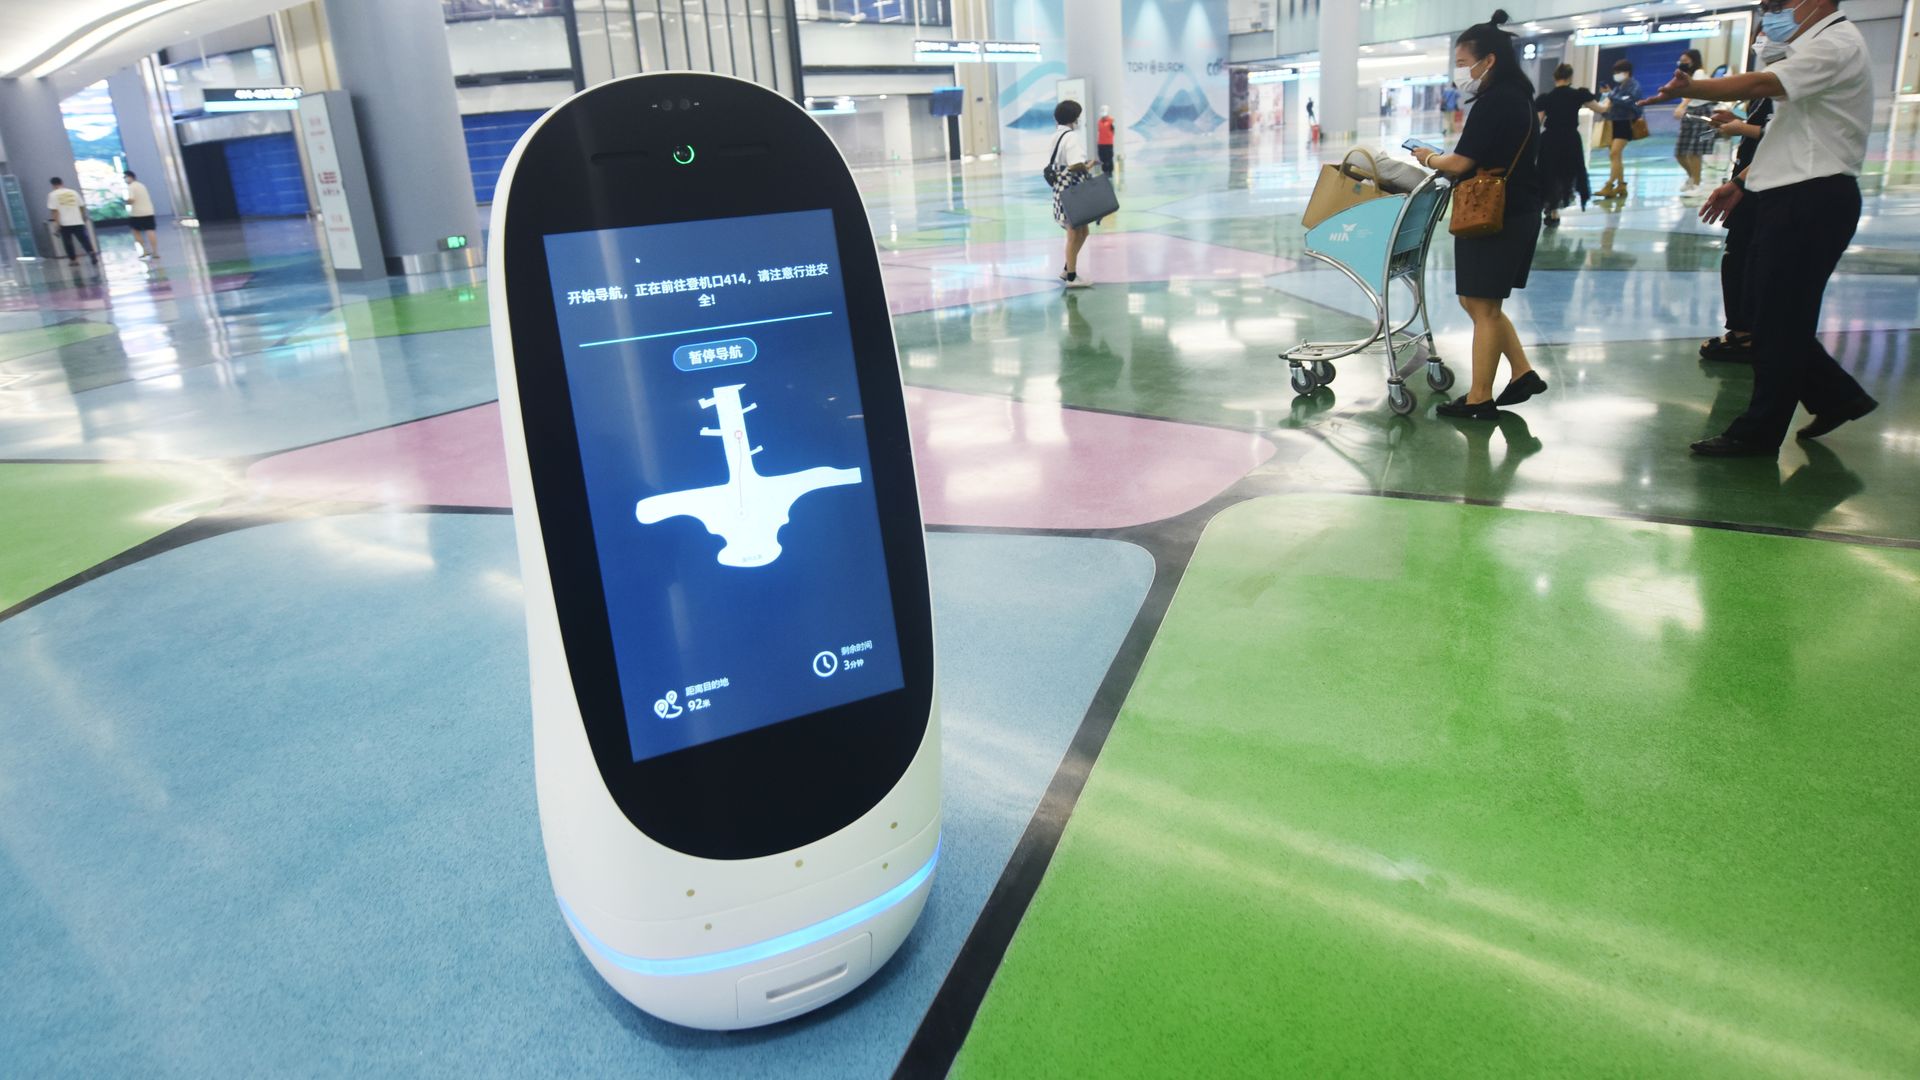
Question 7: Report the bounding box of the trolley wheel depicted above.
[1311,360,1337,387]
[1426,363,1455,393]
[1289,364,1316,396]
[1388,381,1417,416]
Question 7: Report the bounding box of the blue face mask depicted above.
[1758,4,1803,44]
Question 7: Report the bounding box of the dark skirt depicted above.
[1455,205,1542,300]
[1611,118,1636,142]
[1537,128,1591,212]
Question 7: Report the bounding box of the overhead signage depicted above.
[914,39,980,63]
[1248,67,1305,85]
[981,41,1042,62]
[203,86,304,113]
[914,39,1041,63]
[804,97,856,115]
[1573,24,1651,46]
[1648,20,1719,43]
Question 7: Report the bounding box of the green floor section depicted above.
[286,284,491,342]
[0,462,226,610]
[0,322,116,364]
[954,495,1920,1078]
[897,281,1920,542]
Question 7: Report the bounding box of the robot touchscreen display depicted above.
[543,209,906,762]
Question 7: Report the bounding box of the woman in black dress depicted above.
[1534,64,1609,226]
[1410,9,1547,419]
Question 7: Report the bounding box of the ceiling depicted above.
[0,0,300,94]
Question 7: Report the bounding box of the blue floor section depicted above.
[0,327,500,460]
[0,516,1151,1077]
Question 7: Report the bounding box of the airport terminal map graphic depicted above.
[636,383,863,567]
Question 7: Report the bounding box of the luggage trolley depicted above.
[1284,172,1455,415]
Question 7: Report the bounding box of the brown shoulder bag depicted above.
[1449,123,1532,239]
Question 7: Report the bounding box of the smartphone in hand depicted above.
[1402,138,1441,156]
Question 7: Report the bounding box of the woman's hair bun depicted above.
[1489,8,1510,25]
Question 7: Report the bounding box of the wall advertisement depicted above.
[1120,0,1229,147]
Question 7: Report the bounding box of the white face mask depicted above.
[1612,72,1627,84]
[1453,57,1488,95]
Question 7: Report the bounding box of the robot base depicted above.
[560,852,935,1029]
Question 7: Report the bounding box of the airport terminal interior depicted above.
[4,0,1920,1076]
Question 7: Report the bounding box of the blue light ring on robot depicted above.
[556,840,940,977]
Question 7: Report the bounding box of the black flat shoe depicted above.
[1494,371,1548,407]
[1796,395,1878,440]
[1690,434,1776,458]
[1437,395,1499,420]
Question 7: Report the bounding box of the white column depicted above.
[323,0,482,273]
[953,0,1000,157]
[0,77,83,257]
[105,66,175,218]
[1317,0,1360,145]
[1065,0,1124,145]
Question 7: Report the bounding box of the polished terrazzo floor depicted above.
[4,117,1919,1078]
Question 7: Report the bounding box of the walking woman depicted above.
[1047,99,1099,288]
[1534,63,1609,225]
[1596,58,1643,199]
[1672,49,1716,194]
[1410,9,1547,419]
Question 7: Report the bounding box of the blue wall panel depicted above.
[464,111,546,204]
[223,134,310,217]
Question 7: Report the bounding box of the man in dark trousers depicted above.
[45,177,98,268]
[1645,0,1878,457]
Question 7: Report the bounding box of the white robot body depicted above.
[489,73,939,1030]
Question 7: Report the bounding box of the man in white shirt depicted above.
[124,170,159,261]
[45,177,99,268]
[1643,0,1877,457]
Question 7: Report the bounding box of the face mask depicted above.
[1759,1,1807,45]
[1612,72,1627,84]
[1452,58,1488,95]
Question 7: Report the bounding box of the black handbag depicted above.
[1041,130,1070,187]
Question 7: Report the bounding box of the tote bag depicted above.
[1060,171,1120,228]
[1303,148,1388,229]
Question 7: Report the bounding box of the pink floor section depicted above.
[246,391,1274,529]
[881,263,1063,315]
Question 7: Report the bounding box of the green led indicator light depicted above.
[673,145,696,165]
[444,235,468,250]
